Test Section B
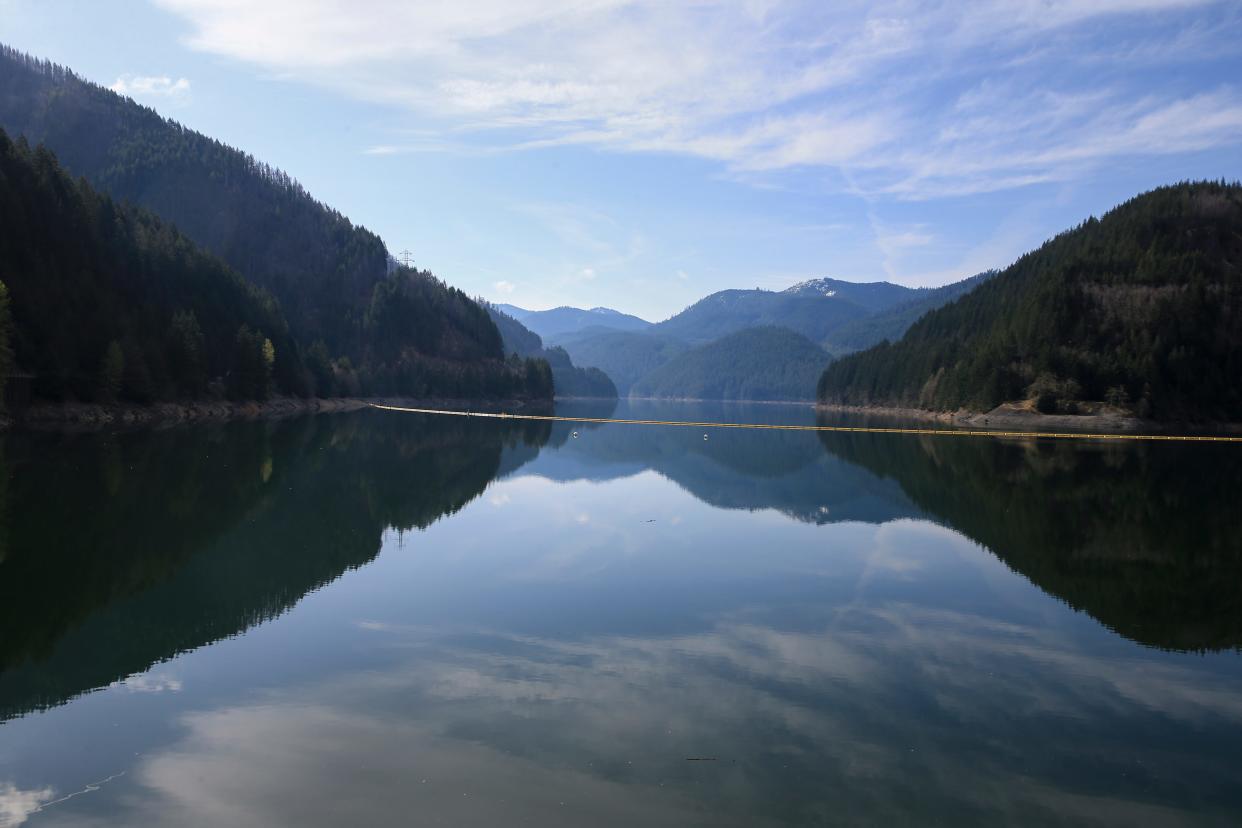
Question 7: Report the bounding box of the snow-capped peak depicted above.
[784,278,840,297]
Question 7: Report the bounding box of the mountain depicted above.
[820,270,998,357]
[630,327,831,401]
[0,44,549,403]
[555,270,993,398]
[559,330,690,395]
[651,289,869,345]
[0,129,302,402]
[496,304,651,343]
[485,304,617,398]
[781,277,917,312]
[818,182,1242,421]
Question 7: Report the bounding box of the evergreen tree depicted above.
[0,281,12,410]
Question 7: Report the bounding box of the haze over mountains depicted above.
[498,271,995,399]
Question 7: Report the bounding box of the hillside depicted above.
[560,330,690,395]
[631,327,831,401]
[0,45,547,403]
[652,289,869,345]
[782,277,917,312]
[820,271,997,356]
[0,129,302,403]
[818,182,1242,421]
[486,305,616,398]
[497,304,651,342]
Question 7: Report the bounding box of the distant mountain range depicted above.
[500,271,993,400]
[496,304,652,342]
[630,327,831,401]
[485,304,617,399]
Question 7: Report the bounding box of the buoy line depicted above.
[366,403,1242,443]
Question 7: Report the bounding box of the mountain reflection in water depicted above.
[0,401,1240,826]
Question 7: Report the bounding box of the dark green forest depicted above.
[0,129,303,402]
[820,271,996,357]
[560,330,690,396]
[631,326,831,401]
[818,182,1242,421]
[0,46,552,406]
[485,304,616,398]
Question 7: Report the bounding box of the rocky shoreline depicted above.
[2,396,549,431]
[816,401,1242,435]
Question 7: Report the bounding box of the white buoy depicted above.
[572,431,579,438]
[703,433,708,440]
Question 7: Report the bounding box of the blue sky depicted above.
[2,0,1240,321]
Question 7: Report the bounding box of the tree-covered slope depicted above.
[0,129,302,402]
[0,45,547,403]
[821,271,997,357]
[560,330,690,395]
[818,182,1242,421]
[632,326,831,401]
[485,304,617,398]
[652,288,869,345]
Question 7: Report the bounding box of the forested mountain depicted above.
[651,288,869,345]
[0,129,301,402]
[630,327,831,401]
[818,182,1242,421]
[0,44,548,404]
[552,271,991,399]
[781,277,917,311]
[820,271,997,356]
[497,304,651,342]
[560,331,689,395]
[486,304,616,398]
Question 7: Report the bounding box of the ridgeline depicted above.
[818,182,1242,422]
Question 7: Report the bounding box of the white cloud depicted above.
[0,783,53,828]
[114,672,184,693]
[493,280,516,294]
[154,0,1240,197]
[110,74,192,102]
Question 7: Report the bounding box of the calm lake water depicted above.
[2,400,1241,826]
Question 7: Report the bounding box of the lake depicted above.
[1,400,1240,826]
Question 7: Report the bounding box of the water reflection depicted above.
[0,413,550,721]
[1,404,1241,825]
[815,424,1242,652]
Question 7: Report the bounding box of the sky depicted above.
[2,0,1240,321]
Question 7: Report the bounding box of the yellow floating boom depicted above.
[367,403,1242,443]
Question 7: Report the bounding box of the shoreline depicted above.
[815,402,1242,436]
[2,396,551,432]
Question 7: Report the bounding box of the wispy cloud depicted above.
[155,0,1240,198]
[493,280,516,295]
[110,74,192,102]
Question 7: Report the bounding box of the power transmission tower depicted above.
[397,249,414,268]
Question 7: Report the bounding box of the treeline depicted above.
[485,304,616,398]
[818,182,1242,421]
[0,44,551,406]
[631,326,831,401]
[0,129,549,405]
